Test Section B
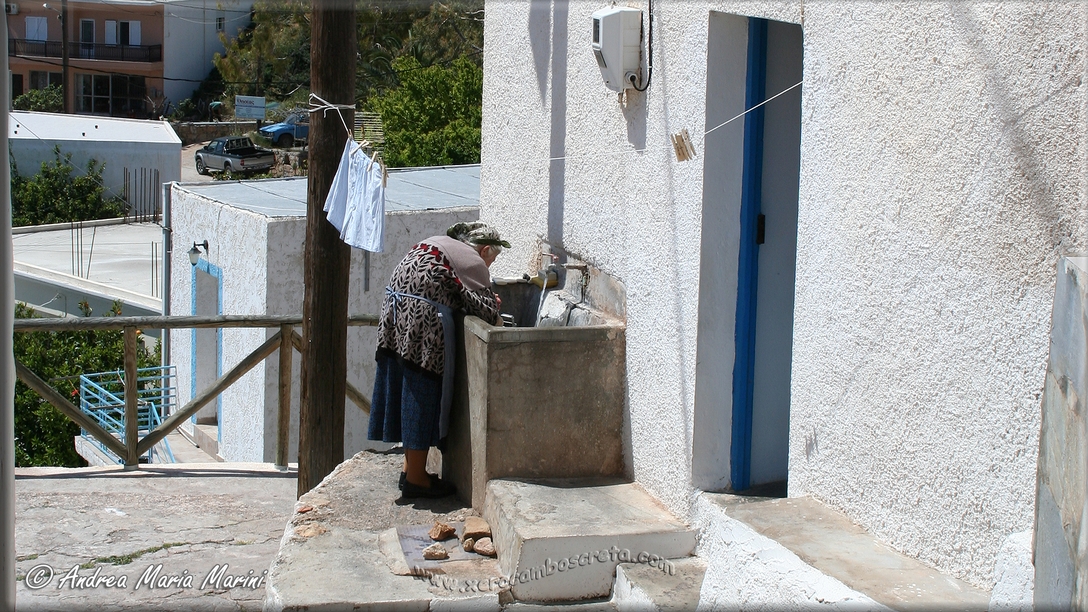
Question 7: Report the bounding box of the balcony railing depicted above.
[9,38,162,63]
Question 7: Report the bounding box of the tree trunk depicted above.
[298,0,355,497]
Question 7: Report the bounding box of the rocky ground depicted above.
[14,462,297,611]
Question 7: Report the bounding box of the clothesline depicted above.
[308,93,356,141]
[543,80,803,164]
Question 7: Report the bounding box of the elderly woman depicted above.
[369,222,509,498]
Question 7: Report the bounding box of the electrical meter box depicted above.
[592,6,643,91]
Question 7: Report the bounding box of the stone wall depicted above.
[170,121,255,145]
[1034,256,1088,609]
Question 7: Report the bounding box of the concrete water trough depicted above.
[444,255,629,510]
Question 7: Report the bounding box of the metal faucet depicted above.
[534,253,560,289]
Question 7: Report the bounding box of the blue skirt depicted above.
[368,349,443,450]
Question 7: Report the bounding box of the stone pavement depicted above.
[14,462,297,611]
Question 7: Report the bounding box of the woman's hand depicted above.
[494,293,502,310]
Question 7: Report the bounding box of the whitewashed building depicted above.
[481,0,1085,599]
[166,167,480,463]
[9,111,181,218]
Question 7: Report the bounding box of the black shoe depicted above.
[401,474,456,499]
[399,471,406,491]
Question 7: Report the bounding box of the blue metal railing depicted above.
[79,366,178,464]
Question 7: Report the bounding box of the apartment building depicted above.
[5,0,253,117]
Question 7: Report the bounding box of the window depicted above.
[11,74,23,99]
[24,15,47,41]
[29,71,61,90]
[80,19,94,58]
[215,16,224,31]
[105,20,140,46]
[120,20,140,45]
[77,73,146,116]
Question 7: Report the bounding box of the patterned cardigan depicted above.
[376,239,501,375]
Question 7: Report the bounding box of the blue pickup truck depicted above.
[259,112,309,147]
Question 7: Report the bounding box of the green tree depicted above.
[14,302,158,467]
[13,84,63,112]
[10,146,127,226]
[214,0,312,101]
[369,56,481,167]
[397,0,483,68]
[210,0,482,107]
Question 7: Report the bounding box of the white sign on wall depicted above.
[234,95,266,120]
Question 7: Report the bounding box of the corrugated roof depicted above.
[9,111,182,144]
[175,164,480,218]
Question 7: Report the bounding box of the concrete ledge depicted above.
[484,479,696,603]
[463,315,623,344]
[15,262,161,313]
[12,217,130,235]
[74,434,119,467]
[697,493,989,610]
[263,451,505,612]
[187,423,222,460]
[613,557,706,612]
[694,494,884,610]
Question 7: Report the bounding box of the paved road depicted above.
[180,142,215,183]
[15,463,297,611]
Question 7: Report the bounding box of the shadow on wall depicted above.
[530,0,552,101]
[547,0,569,247]
[948,3,1079,279]
[622,89,647,150]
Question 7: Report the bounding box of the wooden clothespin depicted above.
[671,128,696,162]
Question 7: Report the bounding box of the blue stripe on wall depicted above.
[190,258,223,440]
[730,16,767,492]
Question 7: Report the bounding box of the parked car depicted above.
[259,112,309,148]
[194,137,277,176]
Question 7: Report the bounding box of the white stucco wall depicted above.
[10,140,181,202]
[169,188,270,462]
[169,181,480,463]
[162,0,254,104]
[482,0,1086,589]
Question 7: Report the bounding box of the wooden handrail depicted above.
[13,314,380,468]
[136,332,283,456]
[13,314,379,332]
[290,330,370,415]
[13,361,129,459]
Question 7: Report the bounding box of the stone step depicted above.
[484,478,697,603]
[612,557,707,612]
[504,600,616,611]
[184,423,221,459]
[701,493,991,611]
[164,430,221,463]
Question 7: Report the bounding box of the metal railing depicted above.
[9,38,162,62]
[79,365,177,464]
[14,314,377,468]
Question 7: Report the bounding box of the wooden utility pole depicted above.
[1,7,15,607]
[61,0,69,114]
[298,0,355,497]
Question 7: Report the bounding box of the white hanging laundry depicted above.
[322,138,385,252]
[323,138,357,233]
[340,154,385,253]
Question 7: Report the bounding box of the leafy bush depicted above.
[14,301,159,467]
[13,84,63,113]
[369,56,482,167]
[10,146,127,226]
[170,98,199,121]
